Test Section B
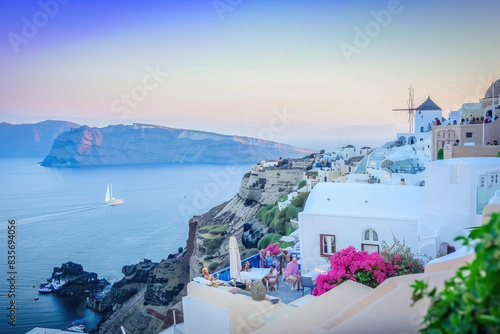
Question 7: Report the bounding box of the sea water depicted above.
[0,158,253,333]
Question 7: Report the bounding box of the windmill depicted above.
[393,86,415,133]
[330,139,350,156]
[336,139,350,152]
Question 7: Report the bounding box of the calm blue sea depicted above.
[0,158,253,333]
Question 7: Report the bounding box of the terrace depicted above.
[196,251,318,304]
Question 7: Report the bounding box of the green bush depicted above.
[291,192,309,208]
[263,206,279,226]
[282,194,288,201]
[257,204,274,221]
[203,236,224,254]
[276,241,293,249]
[200,224,228,235]
[411,213,500,333]
[270,218,286,235]
[298,180,307,189]
[285,221,295,236]
[285,205,299,220]
[208,225,228,235]
[269,209,287,234]
[258,233,282,250]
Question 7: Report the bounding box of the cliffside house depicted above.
[299,157,500,274]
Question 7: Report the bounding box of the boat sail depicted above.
[105,183,123,205]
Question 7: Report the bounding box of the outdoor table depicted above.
[247,268,270,281]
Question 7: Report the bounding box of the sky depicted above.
[0,0,499,150]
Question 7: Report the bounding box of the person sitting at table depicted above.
[281,250,290,268]
[202,267,214,286]
[241,261,251,272]
[264,250,273,268]
[262,264,279,291]
[284,257,300,290]
[240,263,252,290]
[259,249,266,268]
[272,256,280,271]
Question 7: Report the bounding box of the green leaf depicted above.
[476,314,500,325]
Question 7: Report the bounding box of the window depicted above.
[420,126,424,132]
[320,234,335,256]
[466,132,473,138]
[363,228,378,241]
[362,244,379,254]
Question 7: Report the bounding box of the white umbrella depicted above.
[229,236,242,286]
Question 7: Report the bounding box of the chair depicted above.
[265,266,280,292]
[298,275,314,296]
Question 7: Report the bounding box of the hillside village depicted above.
[178,79,500,334]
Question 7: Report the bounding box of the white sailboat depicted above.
[105,183,123,205]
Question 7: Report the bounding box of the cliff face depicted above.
[40,123,314,167]
[188,166,305,279]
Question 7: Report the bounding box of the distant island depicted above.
[0,120,79,157]
[0,120,315,166]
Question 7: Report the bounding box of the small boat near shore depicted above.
[38,279,65,293]
[67,323,86,333]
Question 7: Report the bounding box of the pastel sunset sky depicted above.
[1,0,499,149]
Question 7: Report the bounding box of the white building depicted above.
[299,157,500,274]
[299,183,424,273]
[397,96,442,145]
[261,160,280,168]
[341,145,357,160]
[359,146,371,156]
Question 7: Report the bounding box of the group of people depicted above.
[459,116,497,124]
[200,248,302,292]
[434,114,499,127]
[259,249,301,291]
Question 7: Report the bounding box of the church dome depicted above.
[484,79,500,99]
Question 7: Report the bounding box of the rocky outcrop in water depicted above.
[46,261,109,297]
